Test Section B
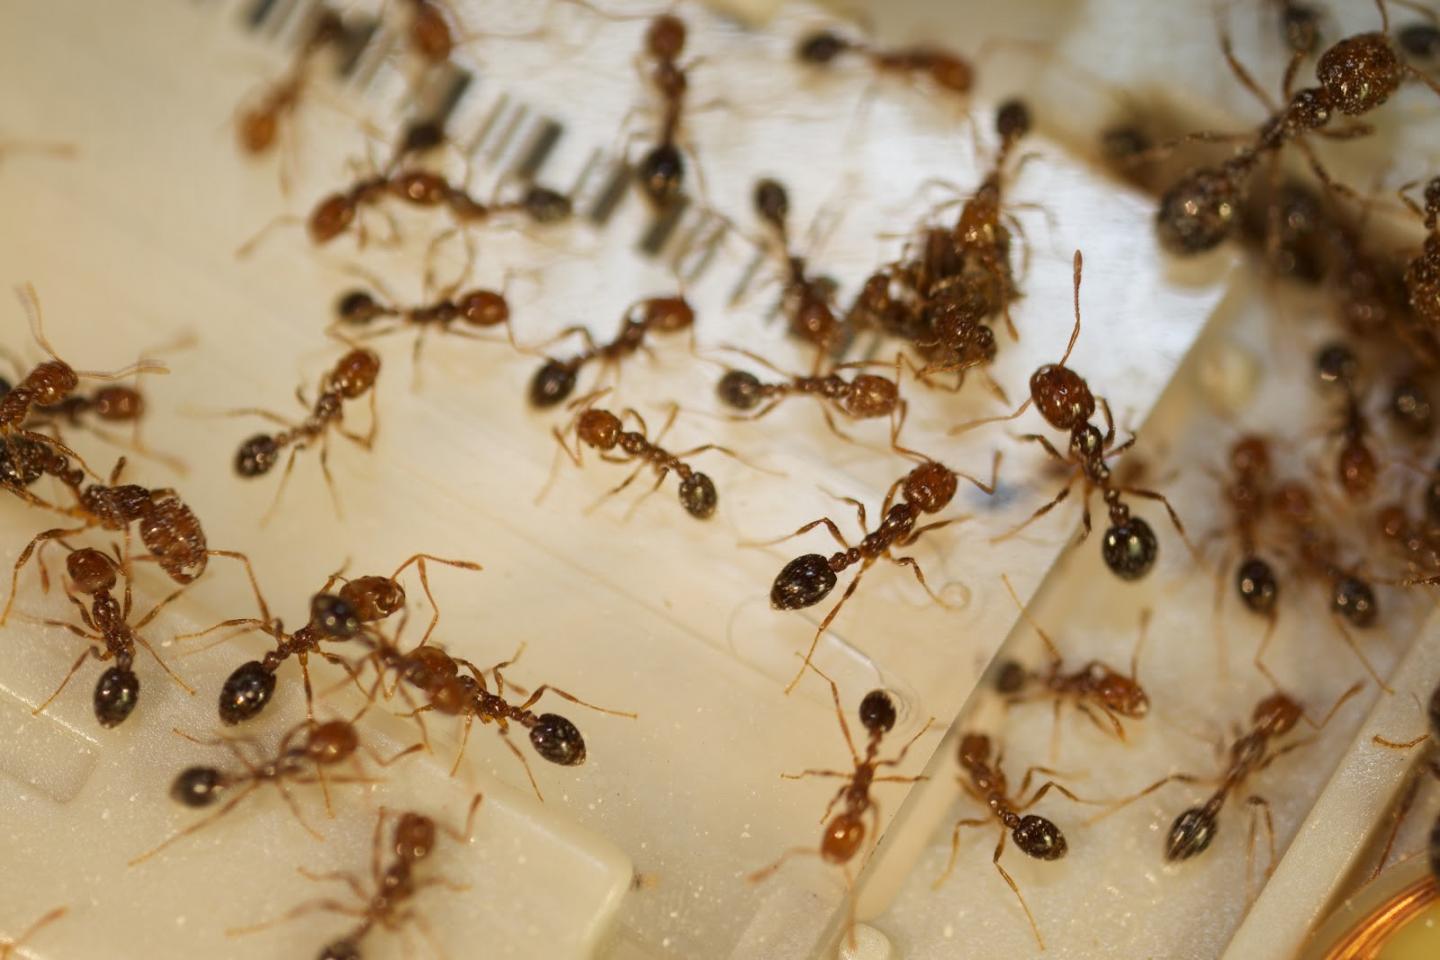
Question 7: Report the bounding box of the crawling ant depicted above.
[1314,342,1380,501]
[3,454,259,624]
[992,575,1149,754]
[131,715,416,866]
[529,294,695,408]
[630,14,698,207]
[231,347,380,516]
[1154,0,1440,255]
[953,251,1187,580]
[228,796,484,959]
[235,8,344,173]
[766,444,995,693]
[1093,684,1360,878]
[184,553,479,724]
[355,633,634,798]
[1399,177,1440,333]
[714,345,903,442]
[796,27,974,98]
[1216,435,1281,620]
[551,393,749,519]
[0,906,67,960]
[1371,681,1440,883]
[749,669,932,923]
[750,178,846,364]
[936,732,1091,950]
[26,545,193,728]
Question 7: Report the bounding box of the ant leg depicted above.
[587,462,646,514]
[817,665,860,764]
[890,554,950,607]
[388,553,483,646]
[223,897,366,937]
[1083,773,1205,825]
[500,730,544,801]
[318,436,346,521]
[933,818,990,889]
[989,479,1076,544]
[1374,732,1431,750]
[210,407,299,430]
[128,782,261,866]
[297,865,369,902]
[33,646,97,716]
[1217,28,1279,113]
[2,526,92,625]
[746,847,821,884]
[817,404,856,444]
[1120,486,1191,543]
[991,831,1045,951]
[878,717,937,769]
[132,631,196,695]
[1253,616,1282,692]
[1016,779,1100,810]
[784,569,867,695]
[202,549,274,623]
[5,905,67,953]
[779,768,858,781]
[1246,795,1278,881]
[1329,615,1390,692]
[436,791,486,844]
[1017,432,1066,463]
[260,445,304,526]
[741,515,849,550]
[174,616,268,644]
[516,684,636,719]
[948,396,1034,437]
[448,715,475,779]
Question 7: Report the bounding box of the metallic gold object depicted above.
[1306,859,1440,960]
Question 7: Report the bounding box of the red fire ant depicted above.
[714,346,904,443]
[795,27,974,99]
[528,294,695,408]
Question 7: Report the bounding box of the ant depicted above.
[796,27,974,99]
[228,796,484,959]
[936,732,1090,950]
[715,347,903,442]
[1370,680,1440,884]
[231,347,380,516]
[130,715,415,867]
[1,284,166,479]
[766,444,995,693]
[1215,435,1282,621]
[1154,0,1440,255]
[631,14,697,207]
[235,8,344,178]
[1092,683,1360,880]
[550,392,749,520]
[748,668,932,927]
[1314,342,1380,501]
[952,251,1187,581]
[1399,177,1440,333]
[355,632,634,798]
[991,574,1150,755]
[529,294,695,408]
[749,178,845,365]
[185,553,479,724]
[3,454,260,623]
[26,545,193,728]
[0,907,67,960]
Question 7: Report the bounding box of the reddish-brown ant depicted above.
[714,347,903,442]
[991,574,1150,754]
[0,906,67,959]
[1314,342,1381,501]
[1091,683,1360,878]
[952,251,1188,580]
[130,715,416,866]
[631,14,697,207]
[3,455,261,623]
[748,668,932,920]
[355,632,635,798]
[550,392,750,520]
[1215,435,1282,621]
[235,8,344,173]
[749,178,846,364]
[25,545,193,728]
[1154,0,1440,255]
[529,294,695,408]
[796,27,974,99]
[230,347,380,516]
[766,445,995,693]
[936,732,1091,950]
[1399,176,1440,332]
[228,795,484,959]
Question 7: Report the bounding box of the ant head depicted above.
[1165,806,1217,861]
[235,433,281,478]
[94,666,140,727]
[319,938,362,960]
[678,472,718,519]
[858,690,898,735]
[637,144,685,208]
[308,192,358,245]
[992,659,1029,695]
[717,369,764,411]
[306,720,360,766]
[530,360,579,409]
[797,29,848,64]
[1029,364,1094,432]
[902,460,957,515]
[1235,556,1279,615]
[1315,31,1401,117]
[1013,814,1067,860]
[332,349,381,399]
[753,178,790,230]
[1101,516,1158,581]
[1229,434,1271,480]
[1156,166,1239,255]
[171,766,225,808]
[792,297,839,346]
[336,290,385,326]
[1254,692,1302,737]
[339,575,405,622]
[530,713,586,765]
[394,813,438,863]
[821,812,866,864]
[770,554,838,610]
[1314,342,1358,388]
[995,99,1032,144]
[641,295,695,333]
[841,374,900,420]
[27,361,79,406]
[1095,671,1149,718]
[1330,575,1378,627]
[575,408,624,451]
[311,592,361,638]
[957,732,992,767]
[67,548,117,595]
[646,14,686,60]
[218,661,276,725]
[457,290,509,328]
[92,384,144,421]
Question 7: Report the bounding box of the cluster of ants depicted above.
[7,0,1440,956]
